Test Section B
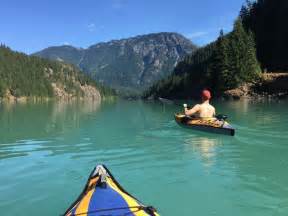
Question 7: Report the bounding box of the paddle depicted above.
[158,97,192,109]
[215,114,228,121]
[158,97,228,121]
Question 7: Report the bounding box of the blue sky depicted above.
[0,0,246,54]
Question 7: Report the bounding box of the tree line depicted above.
[145,0,288,99]
[240,0,288,71]
[144,19,261,99]
[0,45,115,98]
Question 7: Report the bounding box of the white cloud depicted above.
[87,23,104,33]
[87,23,96,32]
[184,31,217,46]
[186,31,209,39]
[63,42,70,46]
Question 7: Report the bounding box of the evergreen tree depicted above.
[144,18,262,99]
[243,30,261,81]
[0,45,115,98]
[228,18,260,87]
[210,30,230,92]
[229,19,247,87]
[240,0,288,71]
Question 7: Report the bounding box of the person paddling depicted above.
[183,90,216,118]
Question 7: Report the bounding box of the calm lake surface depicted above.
[0,99,287,216]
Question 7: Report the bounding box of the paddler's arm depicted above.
[183,104,200,116]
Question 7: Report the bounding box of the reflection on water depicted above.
[0,99,288,216]
[0,100,101,160]
[184,136,223,168]
[52,100,101,117]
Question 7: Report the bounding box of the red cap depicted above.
[202,90,211,100]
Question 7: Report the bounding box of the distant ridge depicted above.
[34,32,197,94]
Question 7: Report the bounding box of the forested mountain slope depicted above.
[0,45,112,100]
[144,20,261,99]
[34,32,197,94]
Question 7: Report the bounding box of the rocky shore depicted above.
[223,73,288,100]
[51,83,101,101]
[1,83,101,103]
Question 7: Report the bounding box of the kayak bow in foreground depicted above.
[175,113,235,136]
[64,165,159,216]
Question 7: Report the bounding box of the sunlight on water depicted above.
[0,99,287,216]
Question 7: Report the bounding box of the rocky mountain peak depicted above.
[34,32,197,94]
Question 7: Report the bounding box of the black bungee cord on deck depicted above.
[63,205,157,216]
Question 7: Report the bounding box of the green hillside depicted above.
[144,19,261,99]
[144,0,288,99]
[0,45,113,99]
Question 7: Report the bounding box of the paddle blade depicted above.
[158,97,174,105]
[216,114,228,121]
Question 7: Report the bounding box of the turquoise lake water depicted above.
[0,99,288,215]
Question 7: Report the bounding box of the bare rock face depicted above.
[51,82,101,101]
[223,73,288,100]
[45,64,102,100]
[80,84,101,100]
[224,84,252,100]
[34,32,197,94]
[258,73,288,93]
[51,83,69,99]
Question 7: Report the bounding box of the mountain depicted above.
[34,32,197,94]
[144,20,261,99]
[0,45,110,101]
[145,1,288,100]
[34,45,85,66]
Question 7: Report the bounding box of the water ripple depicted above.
[0,100,288,216]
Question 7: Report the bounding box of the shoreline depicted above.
[0,96,102,104]
[0,95,117,105]
[223,73,288,101]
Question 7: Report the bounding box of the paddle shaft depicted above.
[158,97,192,109]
